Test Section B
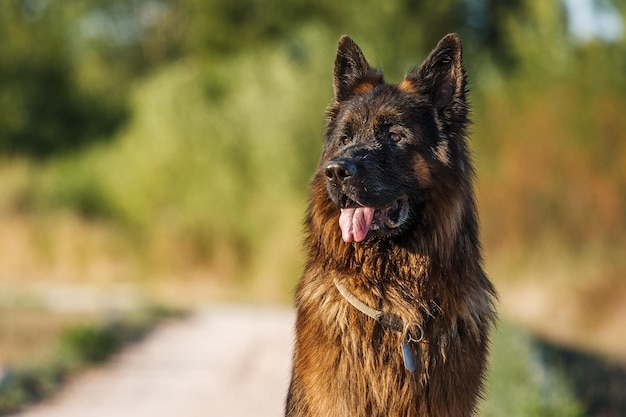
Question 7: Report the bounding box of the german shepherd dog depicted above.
[285,34,497,417]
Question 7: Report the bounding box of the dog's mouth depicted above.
[338,195,409,243]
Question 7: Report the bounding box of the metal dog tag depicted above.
[401,336,417,372]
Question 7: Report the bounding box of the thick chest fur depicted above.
[287,267,494,417]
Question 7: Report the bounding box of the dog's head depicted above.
[321,34,470,243]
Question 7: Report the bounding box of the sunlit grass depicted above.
[482,322,583,417]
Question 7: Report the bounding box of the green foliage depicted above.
[60,323,122,364]
[31,155,122,219]
[24,27,336,285]
[0,1,129,158]
[0,363,65,415]
[60,306,185,366]
[483,323,583,417]
[0,0,589,158]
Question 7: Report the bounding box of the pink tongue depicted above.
[339,207,375,243]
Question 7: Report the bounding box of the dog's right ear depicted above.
[333,36,383,102]
[403,33,466,112]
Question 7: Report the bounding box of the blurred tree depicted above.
[175,0,566,80]
[0,0,185,158]
[0,1,128,158]
[180,0,338,57]
[1,0,624,159]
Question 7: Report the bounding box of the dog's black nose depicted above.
[325,160,356,184]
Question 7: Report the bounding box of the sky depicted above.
[563,0,624,41]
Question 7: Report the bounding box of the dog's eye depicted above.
[388,132,402,143]
[341,135,352,145]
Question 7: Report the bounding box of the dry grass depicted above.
[476,87,626,253]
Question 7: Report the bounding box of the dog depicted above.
[285,33,497,417]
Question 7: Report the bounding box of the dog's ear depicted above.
[333,36,383,102]
[403,33,466,111]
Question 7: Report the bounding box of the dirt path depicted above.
[16,305,294,417]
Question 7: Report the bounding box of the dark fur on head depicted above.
[287,33,497,417]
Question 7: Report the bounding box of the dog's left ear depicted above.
[333,36,383,102]
[403,33,466,111]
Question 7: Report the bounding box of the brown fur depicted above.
[286,34,497,417]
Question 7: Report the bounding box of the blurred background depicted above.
[0,0,625,415]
